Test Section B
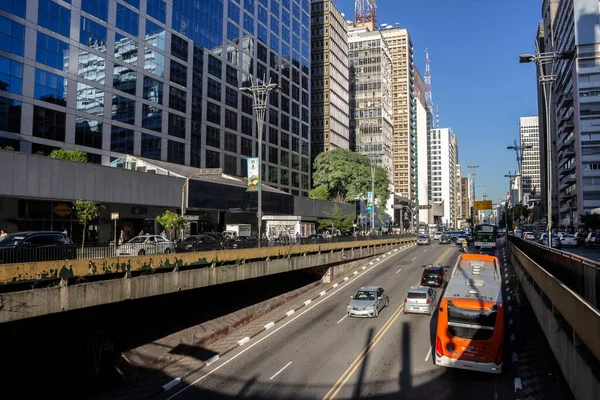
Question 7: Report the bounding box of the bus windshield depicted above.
[447,300,498,340]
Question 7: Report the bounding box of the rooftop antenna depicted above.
[424,48,433,112]
[354,0,377,28]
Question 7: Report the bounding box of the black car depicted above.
[439,234,451,244]
[420,265,445,287]
[175,234,221,253]
[0,231,76,264]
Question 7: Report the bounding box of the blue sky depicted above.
[336,0,542,204]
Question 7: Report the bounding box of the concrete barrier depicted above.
[0,237,416,285]
[509,241,600,400]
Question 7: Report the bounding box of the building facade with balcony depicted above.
[429,128,457,228]
[520,116,541,202]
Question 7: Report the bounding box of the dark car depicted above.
[439,233,452,244]
[229,235,259,249]
[175,234,220,253]
[0,231,76,264]
[585,232,600,248]
[420,265,445,287]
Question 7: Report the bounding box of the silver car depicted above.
[347,286,389,318]
[403,286,436,316]
[118,235,174,256]
[417,234,431,245]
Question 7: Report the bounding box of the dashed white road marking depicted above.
[425,346,432,362]
[238,337,250,345]
[304,299,312,305]
[395,268,402,274]
[269,361,292,380]
[337,315,347,324]
[286,310,294,316]
[264,322,275,329]
[423,249,427,252]
[412,256,417,261]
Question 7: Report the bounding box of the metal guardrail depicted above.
[508,236,600,308]
[508,238,600,363]
[0,234,415,266]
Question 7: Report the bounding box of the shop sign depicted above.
[247,157,260,192]
[111,212,120,220]
[53,203,72,217]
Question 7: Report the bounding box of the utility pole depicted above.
[504,171,521,234]
[468,165,479,200]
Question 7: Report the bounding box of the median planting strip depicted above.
[165,241,416,391]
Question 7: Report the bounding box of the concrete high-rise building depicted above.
[429,128,458,228]
[520,116,541,202]
[381,28,416,200]
[455,164,462,227]
[539,0,600,230]
[461,176,470,220]
[310,0,349,158]
[0,0,312,196]
[347,23,393,177]
[414,69,429,226]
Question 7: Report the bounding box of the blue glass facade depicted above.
[0,0,310,196]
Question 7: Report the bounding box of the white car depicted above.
[118,235,174,256]
[559,233,577,247]
[523,232,536,240]
[433,232,442,240]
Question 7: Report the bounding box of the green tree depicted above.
[73,200,104,249]
[3,146,15,151]
[317,204,356,234]
[156,210,187,241]
[50,148,88,163]
[311,148,390,209]
[580,212,600,230]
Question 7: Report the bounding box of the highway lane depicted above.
[157,243,476,399]
[558,246,600,262]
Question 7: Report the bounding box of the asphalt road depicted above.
[558,245,600,262]
[154,242,516,400]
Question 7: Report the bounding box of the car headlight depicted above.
[366,306,374,310]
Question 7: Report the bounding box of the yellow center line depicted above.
[322,245,457,400]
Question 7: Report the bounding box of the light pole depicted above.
[468,165,479,199]
[507,142,532,205]
[504,171,520,234]
[519,49,575,242]
[240,78,280,247]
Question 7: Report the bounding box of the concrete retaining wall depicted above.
[509,248,600,400]
[0,240,413,323]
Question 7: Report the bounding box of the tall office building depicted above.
[310,0,349,158]
[460,176,470,220]
[0,0,311,196]
[381,28,416,200]
[519,116,541,202]
[414,68,429,226]
[429,128,458,228]
[455,164,462,228]
[347,22,393,177]
[539,0,600,229]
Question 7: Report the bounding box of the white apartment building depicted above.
[519,116,541,202]
[414,70,429,225]
[429,128,458,228]
[455,164,462,228]
[347,23,394,178]
[311,0,350,157]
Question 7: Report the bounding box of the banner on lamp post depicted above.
[247,157,260,192]
[366,191,373,211]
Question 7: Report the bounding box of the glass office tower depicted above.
[0,0,310,196]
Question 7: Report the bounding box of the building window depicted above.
[111,125,134,154]
[147,0,166,23]
[206,101,220,125]
[206,125,220,148]
[241,115,253,136]
[168,112,186,138]
[206,149,220,168]
[112,64,136,95]
[170,60,187,86]
[76,82,104,116]
[225,86,238,108]
[224,131,237,152]
[32,105,66,141]
[169,86,187,112]
[0,56,23,95]
[38,0,71,38]
[81,0,108,21]
[225,109,237,130]
[142,103,162,132]
[141,132,161,160]
[116,4,139,37]
[75,117,103,149]
[123,0,140,8]
[207,77,221,101]
[143,75,163,104]
[144,48,165,77]
[145,19,165,50]
[114,33,138,64]
[34,69,66,106]
[167,139,185,165]
[77,51,105,83]
[241,137,252,156]
[268,165,278,183]
[0,16,24,57]
[79,17,107,48]
[223,154,236,175]
[0,96,21,133]
[171,34,188,62]
[111,94,136,125]
[207,55,222,78]
[36,32,69,71]
[0,0,26,19]
[241,94,253,115]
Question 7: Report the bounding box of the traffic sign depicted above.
[474,200,493,210]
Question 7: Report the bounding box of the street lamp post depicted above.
[507,143,532,205]
[519,49,575,244]
[240,78,280,247]
[505,171,520,233]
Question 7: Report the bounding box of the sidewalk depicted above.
[94,245,410,400]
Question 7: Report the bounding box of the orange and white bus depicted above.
[434,253,504,374]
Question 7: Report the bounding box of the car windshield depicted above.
[127,237,146,244]
[418,235,427,239]
[407,292,427,299]
[562,234,574,239]
[353,290,376,301]
[0,234,26,247]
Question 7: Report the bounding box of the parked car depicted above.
[524,232,536,240]
[347,286,389,318]
[539,233,561,248]
[403,286,436,316]
[433,232,442,240]
[574,232,588,245]
[0,231,75,264]
[558,233,577,248]
[175,235,221,253]
[118,235,174,256]
[417,234,431,245]
[439,233,452,244]
[420,265,445,287]
[229,235,259,249]
[585,232,600,248]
